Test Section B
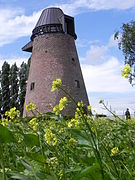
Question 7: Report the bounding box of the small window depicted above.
[75,80,80,88]
[30,82,35,91]
[72,58,75,62]
[50,26,57,32]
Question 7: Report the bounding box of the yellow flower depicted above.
[87,105,91,111]
[76,108,80,112]
[53,97,68,115]
[5,107,19,120]
[67,118,80,128]
[25,103,36,112]
[51,78,62,92]
[69,138,77,144]
[122,65,131,78]
[111,147,119,156]
[48,157,58,170]
[29,118,39,131]
[59,97,68,111]
[77,101,84,108]
[44,129,57,146]
[53,105,60,115]
[2,118,8,126]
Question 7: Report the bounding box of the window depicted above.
[75,80,80,88]
[30,82,35,91]
[50,26,57,32]
[72,58,75,62]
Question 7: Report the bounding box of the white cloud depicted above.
[79,34,135,115]
[90,96,135,116]
[0,8,41,46]
[81,57,135,93]
[0,57,28,68]
[80,34,134,93]
[0,0,134,47]
[56,0,135,16]
[80,34,118,65]
[85,45,108,64]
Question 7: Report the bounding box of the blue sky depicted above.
[0,0,135,115]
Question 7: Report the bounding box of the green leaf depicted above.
[21,160,33,172]
[0,124,15,143]
[23,133,40,147]
[72,163,102,180]
[68,128,91,147]
[26,152,46,164]
[68,128,89,140]
[10,173,34,180]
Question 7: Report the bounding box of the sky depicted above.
[0,0,135,116]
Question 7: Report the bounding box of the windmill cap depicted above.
[35,7,64,28]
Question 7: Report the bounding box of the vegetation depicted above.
[0,60,30,115]
[10,63,19,109]
[0,79,135,180]
[115,21,135,84]
[1,62,10,113]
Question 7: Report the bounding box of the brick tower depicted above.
[22,7,89,116]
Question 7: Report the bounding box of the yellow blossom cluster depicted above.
[111,147,119,156]
[29,118,39,131]
[44,128,57,146]
[67,118,80,128]
[53,105,60,115]
[87,105,91,112]
[25,102,36,112]
[69,137,77,144]
[5,107,19,120]
[51,78,62,92]
[2,118,8,127]
[77,101,84,108]
[53,97,68,115]
[49,157,58,166]
[47,157,58,171]
[122,65,131,78]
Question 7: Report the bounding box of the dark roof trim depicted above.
[22,41,33,52]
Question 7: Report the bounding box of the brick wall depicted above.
[23,33,89,116]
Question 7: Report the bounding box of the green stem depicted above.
[102,102,122,121]
[101,141,119,178]
[60,86,77,106]
[60,84,104,179]
[83,116,104,179]
[0,145,6,180]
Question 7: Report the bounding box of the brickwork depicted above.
[23,33,89,116]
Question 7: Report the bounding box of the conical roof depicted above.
[35,7,64,27]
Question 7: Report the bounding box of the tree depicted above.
[9,63,19,109]
[0,71,2,117]
[1,61,10,113]
[19,62,27,116]
[26,56,31,80]
[115,21,135,84]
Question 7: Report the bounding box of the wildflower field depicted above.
[0,79,135,179]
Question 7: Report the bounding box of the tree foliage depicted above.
[10,63,19,109]
[0,58,30,116]
[19,62,28,116]
[115,21,135,84]
[1,61,10,113]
